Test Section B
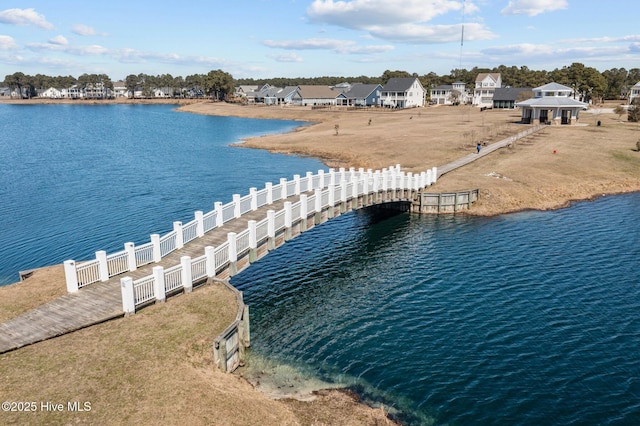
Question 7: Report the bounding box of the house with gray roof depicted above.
[492,87,532,109]
[336,83,382,107]
[473,73,502,107]
[381,78,425,108]
[291,85,338,106]
[515,82,588,125]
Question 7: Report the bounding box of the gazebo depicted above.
[516,82,588,125]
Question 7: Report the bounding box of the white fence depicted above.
[65,164,438,293]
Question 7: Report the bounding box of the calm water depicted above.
[0,104,324,285]
[2,105,640,425]
[233,195,640,425]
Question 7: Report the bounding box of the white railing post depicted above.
[151,234,161,263]
[250,187,258,210]
[248,220,258,262]
[284,201,292,228]
[195,211,204,237]
[314,188,322,211]
[233,194,241,218]
[340,180,347,203]
[214,202,223,227]
[329,168,336,186]
[181,256,193,293]
[227,233,238,275]
[431,166,438,183]
[153,266,166,302]
[300,194,308,231]
[293,174,300,195]
[280,178,288,199]
[382,168,388,191]
[265,182,273,204]
[64,260,79,293]
[317,169,325,189]
[173,222,184,249]
[305,171,313,192]
[426,169,433,186]
[267,210,276,250]
[205,246,216,277]
[96,250,109,282]
[121,277,135,314]
[125,242,137,272]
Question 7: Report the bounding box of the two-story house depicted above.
[473,73,501,108]
[381,78,426,108]
[515,82,588,125]
[629,81,640,105]
[430,81,469,105]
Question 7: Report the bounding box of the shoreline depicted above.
[1,99,638,425]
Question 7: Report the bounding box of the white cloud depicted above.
[48,35,68,45]
[501,0,568,17]
[369,22,495,44]
[269,52,304,63]
[72,24,96,36]
[0,8,54,29]
[0,34,18,49]
[307,0,465,27]
[263,37,393,55]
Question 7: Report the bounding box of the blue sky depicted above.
[1,0,639,81]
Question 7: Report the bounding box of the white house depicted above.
[629,81,640,105]
[112,81,129,98]
[430,81,469,105]
[515,82,588,125]
[381,77,425,108]
[291,85,338,106]
[473,73,501,107]
[41,87,63,98]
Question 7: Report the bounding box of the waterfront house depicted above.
[381,77,426,108]
[275,86,298,105]
[473,73,502,107]
[291,85,338,106]
[629,81,640,105]
[112,81,129,98]
[430,81,469,105]
[0,86,10,97]
[336,83,383,107]
[515,82,588,125]
[41,87,63,98]
[492,87,532,109]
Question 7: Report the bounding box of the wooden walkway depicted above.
[0,198,289,354]
[0,125,544,354]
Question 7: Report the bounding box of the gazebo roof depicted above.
[516,96,588,108]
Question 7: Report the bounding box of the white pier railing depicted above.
[65,165,438,293]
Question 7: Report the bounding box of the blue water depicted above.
[2,104,640,425]
[233,195,640,425]
[0,104,324,285]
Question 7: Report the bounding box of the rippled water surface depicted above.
[233,194,640,425]
[0,104,324,284]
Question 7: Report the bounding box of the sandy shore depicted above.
[1,99,638,425]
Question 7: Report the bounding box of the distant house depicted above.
[291,85,338,106]
[61,85,83,99]
[430,81,469,105]
[515,82,588,125]
[473,73,501,107]
[492,87,532,109]
[336,83,382,107]
[112,81,129,98]
[235,85,258,100]
[381,77,425,108]
[0,87,10,97]
[629,81,640,104]
[276,86,298,105]
[41,87,62,98]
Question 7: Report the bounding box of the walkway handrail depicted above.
[118,164,438,314]
[64,164,438,293]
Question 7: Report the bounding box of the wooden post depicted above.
[151,234,161,263]
[125,242,137,272]
[96,250,109,282]
[195,211,204,237]
[121,277,135,314]
[214,202,223,227]
[181,256,193,293]
[153,266,166,302]
[227,233,238,276]
[64,260,79,293]
[205,246,216,277]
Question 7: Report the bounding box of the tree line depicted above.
[4,62,640,103]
